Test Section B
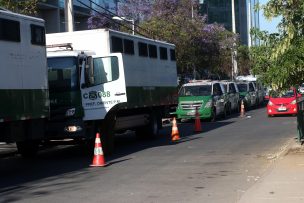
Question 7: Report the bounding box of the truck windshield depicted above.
[237,84,248,92]
[48,57,78,92]
[179,85,212,96]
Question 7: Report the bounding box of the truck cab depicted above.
[176,80,228,121]
[46,44,127,153]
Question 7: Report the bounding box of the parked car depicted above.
[176,80,228,121]
[220,80,240,114]
[236,81,257,110]
[267,88,298,117]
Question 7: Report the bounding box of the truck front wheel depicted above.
[99,115,115,155]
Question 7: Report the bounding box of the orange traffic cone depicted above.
[90,133,107,167]
[240,100,245,117]
[171,117,180,141]
[194,107,202,133]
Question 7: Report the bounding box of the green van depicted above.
[236,81,257,110]
[176,80,228,121]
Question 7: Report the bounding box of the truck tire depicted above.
[16,141,39,158]
[99,115,115,155]
[136,112,159,138]
[101,126,114,155]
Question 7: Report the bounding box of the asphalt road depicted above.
[0,106,297,203]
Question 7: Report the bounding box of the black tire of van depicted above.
[210,108,216,122]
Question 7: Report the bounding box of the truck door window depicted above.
[92,56,119,85]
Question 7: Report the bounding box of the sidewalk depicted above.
[239,140,304,203]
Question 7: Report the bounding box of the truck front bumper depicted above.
[46,119,86,139]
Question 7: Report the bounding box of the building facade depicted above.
[199,0,259,46]
[37,0,117,33]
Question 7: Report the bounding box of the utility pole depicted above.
[231,0,238,80]
[247,0,252,47]
[65,0,74,32]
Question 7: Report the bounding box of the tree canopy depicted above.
[251,0,304,90]
[88,0,243,79]
[0,0,38,15]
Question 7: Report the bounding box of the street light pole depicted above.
[231,0,238,80]
[112,16,134,35]
[64,0,74,32]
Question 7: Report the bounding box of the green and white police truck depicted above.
[46,29,178,154]
[0,9,49,156]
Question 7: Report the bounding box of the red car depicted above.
[267,88,298,116]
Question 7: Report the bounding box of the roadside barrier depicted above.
[90,133,107,167]
[194,107,202,133]
[240,100,245,117]
[171,117,180,141]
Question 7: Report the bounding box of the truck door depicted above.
[80,53,127,120]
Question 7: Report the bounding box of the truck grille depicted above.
[180,102,203,110]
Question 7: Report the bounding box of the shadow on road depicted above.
[0,118,233,194]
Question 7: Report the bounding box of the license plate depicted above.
[187,111,195,116]
[278,106,287,111]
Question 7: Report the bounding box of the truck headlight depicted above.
[291,100,297,105]
[65,108,76,117]
[205,100,212,108]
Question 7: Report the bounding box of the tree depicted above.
[237,45,251,75]
[140,0,237,78]
[0,0,38,15]
[88,0,152,30]
[250,0,304,90]
[87,0,237,79]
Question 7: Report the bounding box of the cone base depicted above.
[90,163,108,167]
[171,136,180,141]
